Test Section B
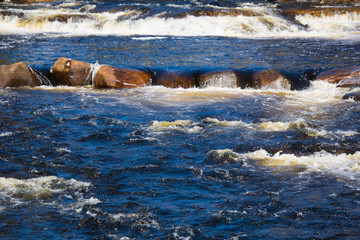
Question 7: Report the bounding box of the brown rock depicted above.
[51,57,92,86]
[8,0,53,4]
[152,68,196,88]
[198,70,239,88]
[159,8,262,19]
[46,14,94,23]
[279,0,360,7]
[316,66,360,84]
[283,7,360,19]
[244,69,291,90]
[0,62,41,88]
[337,78,360,88]
[342,91,360,101]
[93,65,151,89]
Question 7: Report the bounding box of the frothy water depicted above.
[0,1,359,39]
[1,0,360,239]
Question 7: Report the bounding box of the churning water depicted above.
[1,0,360,239]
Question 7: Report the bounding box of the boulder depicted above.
[7,0,53,4]
[337,78,360,88]
[51,57,92,86]
[152,68,196,88]
[241,69,291,90]
[316,66,360,85]
[93,65,151,89]
[0,62,42,88]
[197,70,239,88]
[342,91,360,101]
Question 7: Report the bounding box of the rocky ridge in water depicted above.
[0,57,360,101]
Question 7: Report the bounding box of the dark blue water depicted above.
[1,0,360,239]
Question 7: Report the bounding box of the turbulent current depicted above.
[1,0,360,239]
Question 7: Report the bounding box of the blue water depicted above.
[1,0,360,239]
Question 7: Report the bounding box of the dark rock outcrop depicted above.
[152,68,196,88]
[239,68,291,90]
[93,65,151,89]
[342,91,360,101]
[0,62,42,88]
[51,57,92,86]
[315,66,360,85]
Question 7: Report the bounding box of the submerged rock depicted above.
[197,70,239,88]
[152,68,196,88]
[342,91,360,101]
[316,66,360,86]
[0,62,42,88]
[93,65,151,89]
[51,58,92,86]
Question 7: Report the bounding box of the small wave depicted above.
[0,176,98,213]
[0,176,90,200]
[149,120,202,133]
[56,147,71,153]
[206,149,242,164]
[110,212,160,229]
[258,118,307,131]
[0,132,13,137]
[243,149,360,178]
[203,117,251,128]
[208,149,360,181]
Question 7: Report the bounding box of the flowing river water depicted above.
[1,0,360,239]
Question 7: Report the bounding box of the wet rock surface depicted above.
[0,62,42,88]
[152,68,197,88]
[51,58,92,86]
[93,65,151,89]
[316,66,360,85]
[239,68,292,90]
[342,91,360,101]
[2,58,360,100]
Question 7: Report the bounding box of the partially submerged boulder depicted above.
[240,68,291,90]
[197,70,238,88]
[51,57,92,86]
[93,65,151,89]
[152,68,196,88]
[337,78,360,88]
[342,91,360,101]
[315,66,360,85]
[0,62,42,88]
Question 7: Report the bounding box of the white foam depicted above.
[0,5,359,39]
[286,81,348,108]
[110,212,160,229]
[131,36,168,41]
[56,147,71,153]
[149,120,202,133]
[296,12,360,39]
[242,149,360,179]
[203,117,251,128]
[0,132,12,137]
[258,118,306,131]
[0,176,91,200]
